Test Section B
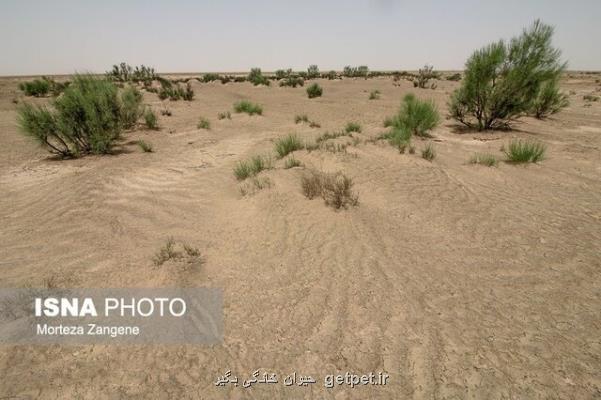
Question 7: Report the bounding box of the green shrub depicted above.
[19,78,51,97]
[234,155,272,180]
[449,20,566,130]
[324,70,338,80]
[345,122,362,133]
[503,139,546,163]
[421,142,436,161]
[275,134,303,158]
[307,65,320,79]
[107,63,156,83]
[197,117,210,130]
[120,86,144,129]
[343,66,369,78]
[446,73,462,81]
[306,83,323,98]
[280,76,304,87]
[144,107,159,130]
[469,153,498,166]
[18,74,122,157]
[531,78,569,118]
[386,93,439,139]
[369,90,380,100]
[137,140,153,152]
[413,65,439,88]
[248,68,270,86]
[284,157,302,169]
[275,69,292,79]
[202,73,221,82]
[234,100,263,115]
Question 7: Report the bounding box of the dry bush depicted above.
[301,170,358,209]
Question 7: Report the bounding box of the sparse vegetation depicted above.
[280,76,304,88]
[218,111,231,120]
[369,90,381,100]
[449,20,567,130]
[234,155,272,180]
[295,114,309,124]
[284,157,302,169]
[107,63,156,83]
[583,94,599,102]
[301,170,358,209]
[446,73,462,81]
[421,142,436,161]
[469,153,498,166]
[503,139,546,163]
[137,140,153,153]
[306,83,323,98]
[413,64,439,88]
[248,68,270,86]
[234,100,263,115]
[197,117,211,130]
[144,107,159,130]
[120,86,144,129]
[239,176,273,196]
[343,66,369,78]
[153,237,180,266]
[345,122,362,133]
[275,134,303,158]
[17,74,123,157]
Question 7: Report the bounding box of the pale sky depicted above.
[1,0,599,76]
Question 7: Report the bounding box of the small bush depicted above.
[280,76,304,88]
[144,108,159,130]
[137,140,153,153]
[307,65,320,79]
[469,153,497,166]
[325,70,338,80]
[343,66,369,78]
[239,176,273,196]
[306,83,323,98]
[19,78,51,97]
[345,122,362,133]
[107,63,156,83]
[413,65,439,88]
[234,100,263,115]
[202,73,221,83]
[583,94,599,102]
[248,68,270,86]
[301,170,358,209]
[17,74,122,157]
[284,157,302,169]
[309,121,321,128]
[421,142,436,161]
[503,139,546,163]
[275,134,303,158]
[197,117,210,130]
[295,114,309,124]
[369,90,380,100]
[446,73,462,81]
[218,111,231,120]
[161,108,172,116]
[234,155,272,180]
[386,93,439,139]
[120,86,144,129]
[153,237,180,266]
[531,78,569,118]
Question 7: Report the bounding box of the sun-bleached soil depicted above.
[0,73,600,399]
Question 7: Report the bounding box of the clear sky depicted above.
[1,0,599,76]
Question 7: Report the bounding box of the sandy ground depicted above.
[0,73,600,399]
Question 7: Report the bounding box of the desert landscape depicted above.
[1,22,601,400]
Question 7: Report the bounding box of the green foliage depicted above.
[284,157,302,169]
[137,140,153,153]
[274,134,303,158]
[446,73,462,81]
[158,80,194,101]
[385,93,440,140]
[413,65,439,88]
[202,73,221,82]
[107,63,156,83]
[143,107,159,130]
[18,74,122,157]
[503,139,546,163]
[469,153,498,166]
[234,100,263,115]
[197,117,210,130]
[343,65,369,78]
[449,20,566,130]
[531,78,569,118]
[120,86,144,129]
[248,68,270,86]
[18,77,67,97]
[324,70,338,80]
[307,65,320,79]
[275,69,292,79]
[280,76,304,87]
[345,122,362,133]
[234,155,272,180]
[306,83,323,98]
[421,142,436,161]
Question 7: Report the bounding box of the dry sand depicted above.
[0,73,600,399]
